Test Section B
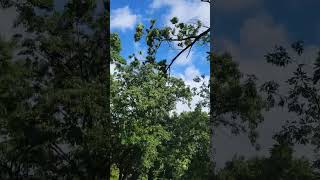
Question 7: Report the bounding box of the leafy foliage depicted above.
[261,41,320,169]
[210,53,266,147]
[133,17,209,72]
[3,0,318,179]
[215,143,319,180]
[1,0,111,178]
[110,27,213,179]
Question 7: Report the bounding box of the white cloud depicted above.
[110,6,138,31]
[174,65,209,114]
[151,0,209,27]
[184,65,200,80]
[110,63,116,74]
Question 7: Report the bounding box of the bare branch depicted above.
[201,0,211,3]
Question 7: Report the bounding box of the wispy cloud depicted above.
[174,50,194,65]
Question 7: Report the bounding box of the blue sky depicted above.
[110,0,210,112]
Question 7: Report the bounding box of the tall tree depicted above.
[0,0,111,178]
[111,58,209,178]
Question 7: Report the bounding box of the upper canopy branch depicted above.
[201,0,211,3]
[166,28,210,71]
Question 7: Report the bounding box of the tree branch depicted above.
[201,0,211,3]
[166,28,210,71]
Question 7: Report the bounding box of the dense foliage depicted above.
[110,14,213,179]
[1,0,111,178]
[0,0,213,179]
[261,41,320,169]
[216,143,319,180]
[1,0,319,179]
